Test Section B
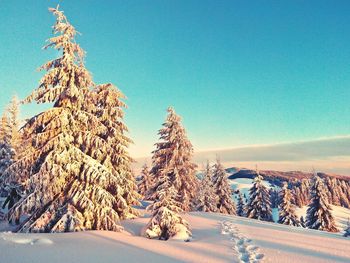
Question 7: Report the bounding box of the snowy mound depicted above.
[0,209,349,263]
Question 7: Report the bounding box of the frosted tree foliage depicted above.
[306,175,338,232]
[84,83,141,216]
[236,190,246,217]
[293,179,310,207]
[144,167,191,240]
[246,171,272,221]
[138,164,152,198]
[5,6,138,232]
[6,96,21,155]
[212,160,236,214]
[195,162,218,212]
[0,104,18,188]
[278,183,301,226]
[149,107,198,212]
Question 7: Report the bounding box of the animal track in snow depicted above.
[221,221,264,263]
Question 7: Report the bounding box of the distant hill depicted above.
[226,167,350,187]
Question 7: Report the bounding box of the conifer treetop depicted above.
[25,5,93,108]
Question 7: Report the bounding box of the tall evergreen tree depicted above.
[246,170,272,221]
[195,161,218,212]
[4,6,138,232]
[306,174,338,232]
[148,107,198,211]
[212,160,236,215]
[236,190,246,217]
[278,183,301,226]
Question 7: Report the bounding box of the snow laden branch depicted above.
[5,6,139,232]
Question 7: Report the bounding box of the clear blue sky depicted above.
[0,0,350,157]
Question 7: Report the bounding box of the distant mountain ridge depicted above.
[226,167,350,186]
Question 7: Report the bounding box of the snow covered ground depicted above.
[1,179,349,263]
[0,208,349,263]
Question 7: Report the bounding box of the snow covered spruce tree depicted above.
[306,174,338,232]
[195,161,218,212]
[5,6,138,232]
[236,190,246,217]
[246,170,272,221]
[0,112,14,183]
[6,96,21,155]
[84,83,140,217]
[138,163,152,198]
[144,166,191,240]
[278,183,301,226]
[0,95,21,187]
[148,107,198,211]
[212,160,236,214]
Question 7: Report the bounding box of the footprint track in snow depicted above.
[221,220,264,263]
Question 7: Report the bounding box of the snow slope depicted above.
[230,178,350,231]
[296,205,350,233]
[1,209,349,263]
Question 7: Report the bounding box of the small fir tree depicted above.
[195,161,218,212]
[246,170,272,221]
[236,190,246,216]
[278,183,301,226]
[144,167,191,240]
[148,107,198,211]
[0,96,22,190]
[212,160,236,214]
[0,110,16,188]
[306,174,338,232]
[6,96,21,155]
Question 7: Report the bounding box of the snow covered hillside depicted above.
[0,209,349,263]
[230,176,350,233]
